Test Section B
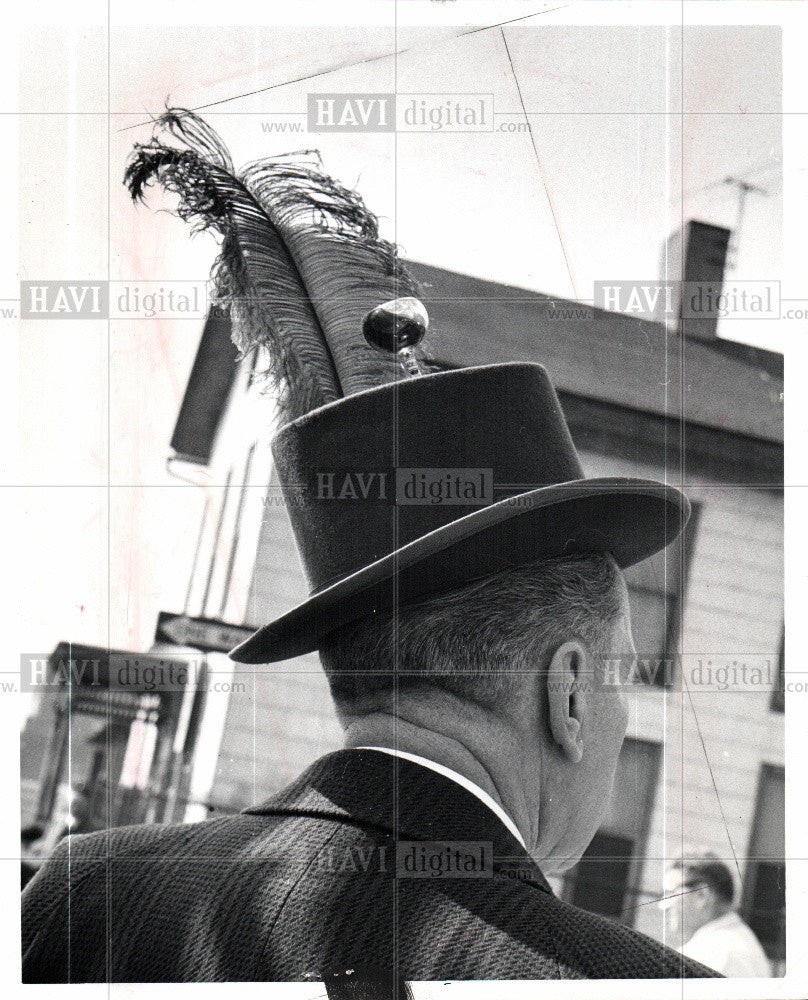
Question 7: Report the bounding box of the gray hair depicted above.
[319,552,626,714]
[669,855,736,905]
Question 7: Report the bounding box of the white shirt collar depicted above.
[355,745,527,850]
[700,911,743,932]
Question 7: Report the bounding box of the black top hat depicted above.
[126,111,689,666]
[230,362,688,663]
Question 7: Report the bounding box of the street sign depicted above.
[155,612,255,654]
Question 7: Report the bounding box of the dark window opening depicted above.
[562,737,661,924]
[771,628,784,713]
[170,309,239,466]
[570,832,634,918]
[623,502,701,685]
[742,763,785,966]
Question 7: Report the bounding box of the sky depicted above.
[101,20,784,347]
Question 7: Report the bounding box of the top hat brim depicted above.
[230,476,689,664]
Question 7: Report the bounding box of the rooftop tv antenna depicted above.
[720,175,769,269]
[682,159,776,271]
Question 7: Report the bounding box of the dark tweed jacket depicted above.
[22,749,717,983]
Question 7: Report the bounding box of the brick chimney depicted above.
[663,220,731,341]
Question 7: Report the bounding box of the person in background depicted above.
[662,855,771,977]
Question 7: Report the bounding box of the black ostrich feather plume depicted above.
[124,108,423,422]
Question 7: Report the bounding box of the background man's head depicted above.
[319,552,636,870]
[662,856,736,945]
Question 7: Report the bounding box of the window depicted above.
[742,763,785,969]
[562,738,661,924]
[623,502,701,685]
[170,308,239,466]
[568,831,634,919]
[771,628,784,713]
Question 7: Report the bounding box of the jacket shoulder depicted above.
[262,844,718,981]
[528,887,719,979]
[21,813,279,982]
[433,876,718,978]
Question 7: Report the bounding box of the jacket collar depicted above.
[245,747,552,894]
[353,745,527,849]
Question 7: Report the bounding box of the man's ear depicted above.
[546,639,589,763]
